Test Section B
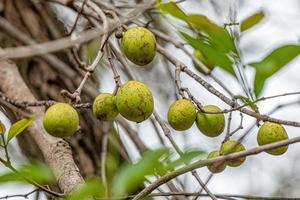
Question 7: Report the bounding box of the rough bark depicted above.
[0,0,128,195]
[0,60,84,193]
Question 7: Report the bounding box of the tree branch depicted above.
[133,134,300,199]
[0,60,84,194]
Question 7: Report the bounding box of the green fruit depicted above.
[93,93,119,121]
[116,81,154,122]
[167,99,196,131]
[193,49,215,73]
[207,150,226,173]
[220,140,246,167]
[43,103,79,138]
[121,27,156,66]
[196,105,225,137]
[257,122,288,155]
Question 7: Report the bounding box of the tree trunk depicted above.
[0,0,128,194]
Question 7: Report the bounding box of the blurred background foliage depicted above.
[1,0,300,199]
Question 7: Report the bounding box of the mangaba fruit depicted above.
[220,140,246,167]
[93,93,119,121]
[207,150,226,173]
[196,105,225,137]
[167,99,196,131]
[116,81,154,122]
[43,103,79,138]
[193,49,215,73]
[257,122,288,155]
[121,27,156,66]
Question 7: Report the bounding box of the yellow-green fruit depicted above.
[167,99,196,131]
[207,150,226,173]
[93,93,119,121]
[193,49,215,73]
[121,27,156,66]
[220,140,246,167]
[43,103,79,138]
[116,81,154,122]
[257,122,288,155]
[196,105,225,137]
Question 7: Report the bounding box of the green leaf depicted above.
[0,121,6,135]
[186,14,237,54]
[105,126,125,189]
[87,39,101,64]
[159,2,238,59]
[66,178,105,200]
[112,148,169,196]
[249,45,300,96]
[7,114,36,143]
[0,162,55,185]
[241,11,264,32]
[159,1,187,21]
[181,32,235,76]
[253,75,266,97]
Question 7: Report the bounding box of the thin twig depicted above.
[0,189,39,200]
[68,0,87,35]
[133,134,300,199]
[153,112,217,200]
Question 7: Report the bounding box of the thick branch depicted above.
[0,60,84,194]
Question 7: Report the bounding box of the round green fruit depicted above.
[193,49,215,73]
[43,103,79,138]
[207,150,226,173]
[196,105,225,137]
[257,122,288,155]
[220,140,246,167]
[116,81,154,122]
[93,93,119,121]
[121,26,156,66]
[167,99,196,131]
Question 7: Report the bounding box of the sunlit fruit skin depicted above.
[257,122,288,155]
[220,140,246,167]
[193,49,215,73]
[93,93,119,121]
[167,99,196,131]
[196,105,225,137]
[121,27,156,66]
[207,150,226,173]
[116,81,154,122]
[43,103,79,138]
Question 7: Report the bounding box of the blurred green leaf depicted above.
[241,11,264,32]
[159,1,187,21]
[253,75,266,98]
[181,32,235,76]
[159,1,237,54]
[112,148,169,196]
[7,114,36,143]
[0,162,55,185]
[249,45,300,96]
[165,149,206,171]
[186,14,237,54]
[105,126,125,192]
[0,121,6,135]
[87,39,101,64]
[66,178,105,200]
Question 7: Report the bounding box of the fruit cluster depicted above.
[43,80,154,138]
[166,98,289,173]
[43,26,157,138]
[42,26,289,172]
